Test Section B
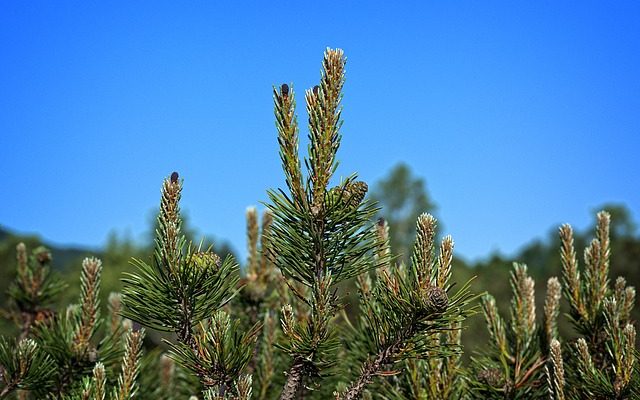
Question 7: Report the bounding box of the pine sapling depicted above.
[121,171,259,398]
[268,48,381,399]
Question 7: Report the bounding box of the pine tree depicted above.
[469,211,639,400]
[1,244,147,399]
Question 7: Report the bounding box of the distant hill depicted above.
[0,225,99,271]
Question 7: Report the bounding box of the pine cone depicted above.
[345,181,368,207]
[327,181,368,211]
[191,252,221,271]
[426,287,448,313]
[477,368,503,387]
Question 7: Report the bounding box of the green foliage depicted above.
[7,244,66,340]
[268,49,386,399]
[469,211,639,400]
[120,172,258,398]
[341,216,476,400]
[0,242,151,399]
[469,264,548,399]
[169,311,259,392]
[0,337,55,396]
[559,212,639,399]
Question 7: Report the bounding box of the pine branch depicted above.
[437,235,454,290]
[259,209,275,280]
[307,49,345,210]
[279,359,305,400]
[544,277,562,346]
[92,362,106,400]
[236,374,252,400]
[246,207,260,283]
[0,338,55,398]
[274,82,305,208]
[73,258,102,354]
[8,244,65,341]
[122,172,256,397]
[510,264,536,347]
[560,224,587,324]
[170,311,260,396]
[373,218,391,275]
[269,48,381,399]
[113,329,145,400]
[481,295,509,358]
[337,340,402,400]
[546,339,565,400]
[411,213,437,288]
[471,263,546,398]
[341,214,476,399]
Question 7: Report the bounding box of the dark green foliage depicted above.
[341,216,476,400]
[120,173,258,398]
[469,211,639,400]
[559,212,639,399]
[468,264,547,399]
[268,49,391,399]
[121,176,239,334]
[7,244,66,340]
[0,243,149,399]
[0,337,54,396]
[169,311,260,391]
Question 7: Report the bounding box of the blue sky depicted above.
[1,2,639,262]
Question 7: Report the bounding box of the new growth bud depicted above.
[281,304,295,337]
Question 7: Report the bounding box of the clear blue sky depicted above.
[1,2,639,262]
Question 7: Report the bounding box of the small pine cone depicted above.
[192,252,221,270]
[345,181,368,207]
[327,181,368,210]
[281,83,289,96]
[477,368,503,387]
[426,287,449,313]
[170,171,179,183]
